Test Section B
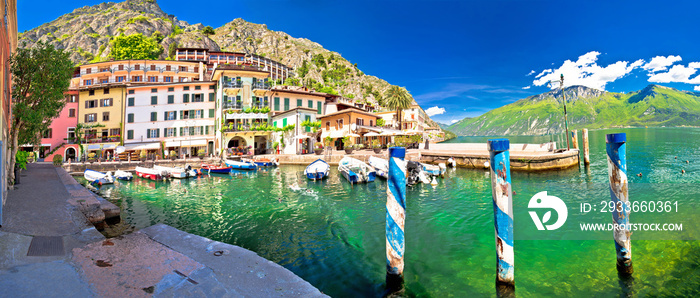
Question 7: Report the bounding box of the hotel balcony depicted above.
[223,102,243,110]
[252,82,270,90]
[223,81,243,89]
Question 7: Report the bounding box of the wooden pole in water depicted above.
[487,139,515,289]
[605,133,633,275]
[572,130,579,149]
[386,147,407,291]
[582,129,590,165]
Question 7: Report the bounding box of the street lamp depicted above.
[548,74,570,151]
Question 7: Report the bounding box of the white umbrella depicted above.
[293,135,311,139]
[380,130,397,136]
[346,133,361,137]
[364,132,380,137]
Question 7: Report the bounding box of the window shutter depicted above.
[209,93,215,102]
[180,110,184,119]
[174,111,177,120]
[179,127,183,136]
[183,94,189,103]
[209,109,214,118]
[200,93,204,102]
[200,109,204,118]
[156,129,160,138]
[190,110,194,118]
[99,99,103,107]
[223,95,228,102]
[85,101,88,109]
[151,96,157,105]
[147,129,151,137]
[236,95,241,102]
[127,130,133,140]
[168,95,174,104]
[205,126,209,134]
[164,112,168,121]
[84,114,87,122]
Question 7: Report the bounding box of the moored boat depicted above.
[154,165,197,179]
[225,159,257,170]
[135,166,168,181]
[114,170,133,181]
[252,157,275,167]
[84,169,114,185]
[338,157,376,184]
[201,163,233,174]
[304,159,330,180]
[422,163,446,177]
[368,156,389,179]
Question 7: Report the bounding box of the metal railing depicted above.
[223,81,243,88]
[223,102,243,110]
[252,82,270,90]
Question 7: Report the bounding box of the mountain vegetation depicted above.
[449,84,700,136]
[17,0,445,130]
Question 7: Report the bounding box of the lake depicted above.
[90,127,699,297]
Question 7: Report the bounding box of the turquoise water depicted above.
[90,127,699,297]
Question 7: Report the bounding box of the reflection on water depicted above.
[85,127,699,297]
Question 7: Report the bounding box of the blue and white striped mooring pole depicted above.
[606,133,633,275]
[386,147,407,290]
[487,138,515,288]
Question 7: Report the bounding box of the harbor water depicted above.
[88,127,699,297]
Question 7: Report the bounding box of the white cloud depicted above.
[450,119,459,124]
[532,51,642,91]
[642,55,682,72]
[522,86,531,90]
[647,64,700,84]
[694,86,700,92]
[425,106,446,117]
[526,70,535,76]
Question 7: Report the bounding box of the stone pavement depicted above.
[0,163,326,297]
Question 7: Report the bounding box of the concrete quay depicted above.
[0,163,326,297]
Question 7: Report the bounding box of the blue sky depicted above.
[18,0,700,124]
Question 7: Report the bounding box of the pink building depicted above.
[42,91,80,162]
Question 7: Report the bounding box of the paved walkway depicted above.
[0,163,325,297]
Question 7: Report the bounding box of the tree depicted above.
[383,86,413,130]
[9,42,73,182]
[376,118,385,127]
[109,33,163,60]
[202,26,215,36]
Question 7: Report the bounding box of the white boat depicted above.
[338,157,376,184]
[84,169,114,185]
[225,159,257,170]
[448,157,457,168]
[368,156,389,179]
[304,159,330,180]
[135,166,169,181]
[422,163,446,177]
[114,170,133,181]
[153,165,197,179]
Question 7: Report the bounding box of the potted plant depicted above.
[198,151,205,159]
[87,152,97,163]
[371,139,382,153]
[139,150,147,161]
[273,141,280,154]
[342,136,353,154]
[314,142,324,155]
[170,150,177,160]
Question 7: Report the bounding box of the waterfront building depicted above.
[123,82,216,158]
[77,85,126,159]
[271,107,319,155]
[211,64,273,156]
[0,0,17,223]
[41,91,80,162]
[318,108,380,149]
[75,59,203,89]
[269,86,325,116]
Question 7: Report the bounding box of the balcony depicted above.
[252,82,270,90]
[251,101,268,109]
[223,102,243,110]
[222,123,270,133]
[223,81,243,89]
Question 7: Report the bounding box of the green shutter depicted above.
[146,129,151,137]
[223,95,228,102]
[156,128,160,138]
[183,94,189,103]
[273,121,277,127]
[209,93,215,102]
[205,126,209,134]
[164,112,168,121]
[297,99,302,107]
[127,113,134,123]
[174,111,177,120]
[180,110,184,119]
[282,118,287,126]
[317,102,322,114]
[200,93,205,102]
[151,112,157,121]
[168,95,174,104]
[189,110,195,119]
[151,96,157,105]
[209,109,214,118]
[305,115,311,132]
[179,127,183,136]
[308,100,313,108]
[274,97,280,111]
[128,97,134,106]
[127,130,133,140]
[284,98,289,110]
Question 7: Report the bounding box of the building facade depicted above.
[176,48,292,82]
[271,107,319,155]
[41,91,80,162]
[319,108,380,149]
[0,0,17,225]
[123,82,216,158]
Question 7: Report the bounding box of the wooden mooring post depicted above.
[487,139,515,291]
[571,130,579,149]
[605,133,633,275]
[582,129,590,165]
[386,147,407,291]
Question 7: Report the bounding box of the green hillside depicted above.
[449,85,700,136]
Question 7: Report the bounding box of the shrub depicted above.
[314,142,324,150]
[16,151,29,170]
[371,139,381,148]
[53,154,63,166]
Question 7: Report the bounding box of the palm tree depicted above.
[383,86,413,130]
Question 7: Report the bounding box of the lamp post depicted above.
[549,74,570,150]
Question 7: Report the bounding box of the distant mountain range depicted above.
[448,84,700,136]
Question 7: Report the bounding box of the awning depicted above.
[87,145,101,150]
[124,143,161,151]
[329,131,345,138]
[380,130,399,136]
[364,132,380,137]
[347,133,361,137]
[164,139,208,147]
[103,144,116,150]
[225,112,268,120]
[293,135,311,140]
[41,143,51,147]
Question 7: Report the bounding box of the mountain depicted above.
[18,0,445,132]
[449,85,700,136]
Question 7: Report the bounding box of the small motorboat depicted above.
[114,170,133,181]
[154,165,197,179]
[304,159,330,180]
[135,166,168,181]
[368,156,389,179]
[406,161,424,186]
[338,157,376,184]
[225,159,257,170]
[422,163,446,177]
[201,163,233,174]
[84,169,114,185]
[252,158,275,167]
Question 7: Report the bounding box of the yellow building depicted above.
[78,86,126,156]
